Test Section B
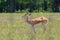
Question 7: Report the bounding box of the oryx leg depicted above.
[30,25,36,34]
[32,25,36,33]
[42,22,46,32]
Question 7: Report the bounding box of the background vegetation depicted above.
[0,0,60,13]
[0,13,60,40]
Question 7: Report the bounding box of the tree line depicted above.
[0,0,60,13]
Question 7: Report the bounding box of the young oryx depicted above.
[22,13,48,33]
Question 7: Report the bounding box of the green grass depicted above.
[0,13,60,40]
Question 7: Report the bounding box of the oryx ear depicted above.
[26,12,31,15]
[29,13,31,15]
[25,13,28,15]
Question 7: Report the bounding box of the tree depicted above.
[7,0,16,12]
[52,0,60,12]
[0,0,7,12]
[43,0,47,11]
[28,0,34,13]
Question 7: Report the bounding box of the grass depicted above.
[0,13,60,40]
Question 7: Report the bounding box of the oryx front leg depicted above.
[42,22,46,33]
[30,25,36,33]
[32,25,36,33]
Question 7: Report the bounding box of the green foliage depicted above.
[0,0,60,12]
[18,0,29,4]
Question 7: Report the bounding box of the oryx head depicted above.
[22,13,31,21]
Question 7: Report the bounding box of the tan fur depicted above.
[27,17,47,25]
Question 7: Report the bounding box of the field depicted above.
[0,13,60,40]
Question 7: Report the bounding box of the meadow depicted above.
[0,13,60,40]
